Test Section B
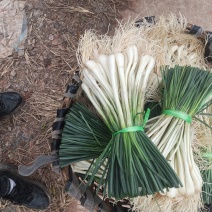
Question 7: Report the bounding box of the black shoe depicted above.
[0,164,50,210]
[0,92,23,117]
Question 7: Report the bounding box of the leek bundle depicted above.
[132,66,212,212]
[146,66,212,198]
[79,46,181,199]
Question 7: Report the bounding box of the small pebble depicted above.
[18,49,25,57]
[8,153,12,158]
[28,39,31,45]
[49,34,54,40]
[10,70,16,77]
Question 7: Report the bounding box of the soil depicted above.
[0,0,127,211]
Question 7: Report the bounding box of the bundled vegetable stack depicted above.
[132,66,212,212]
[60,46,182,199]
[59,14,212,211]
[147,66,212,197]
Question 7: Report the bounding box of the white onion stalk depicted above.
[72,160,107,179]
[147,115,202,197]
[81,45,154,132]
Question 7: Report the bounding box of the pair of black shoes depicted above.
[0,92,50,210]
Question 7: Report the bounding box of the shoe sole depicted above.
[0,163,51,209]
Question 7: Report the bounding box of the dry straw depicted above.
[77,13,209,75]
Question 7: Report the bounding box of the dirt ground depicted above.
[0,0,127,211]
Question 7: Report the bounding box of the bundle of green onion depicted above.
[147,66,212,198]
[77,46,181,199]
